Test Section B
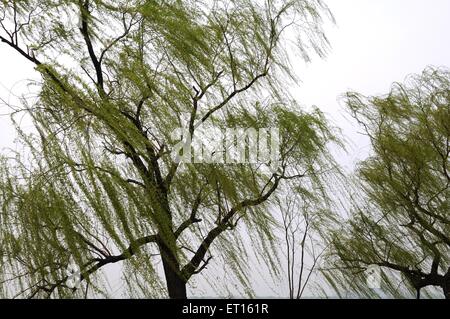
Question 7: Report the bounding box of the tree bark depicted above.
[162,258,187,299]
[443,279,450,299]
[441,268,450,299]
[158,239,187,299]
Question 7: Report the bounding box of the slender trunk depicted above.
[158,238,187,299]
[161,256,187,299]
[153,188,187,299]
[443,280,450,299]
[443,269,450,299]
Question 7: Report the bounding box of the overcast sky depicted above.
[294,0,450,170]
[0,0,449,297]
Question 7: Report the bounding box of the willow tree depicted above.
[0,0,338,299]
[326,67,450,299]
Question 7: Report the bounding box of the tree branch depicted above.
[181,174,282,280]
[79,0,105,97]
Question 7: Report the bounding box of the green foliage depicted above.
[0,0,339,298]
[325,67,450,299]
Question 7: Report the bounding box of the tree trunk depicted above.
[443,280,450,299]
[443,269,450,299]
[158,238,187,299]
[161,256,187,299]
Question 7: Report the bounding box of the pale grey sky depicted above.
[293,0,450,170]
[0,0,449,297]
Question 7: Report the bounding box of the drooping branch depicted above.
[79,0,105,97]
[84,234,158,277]
[174,189,204,239]
[181,174,283,280]
[27,234,158,298]
[0,33,94,117]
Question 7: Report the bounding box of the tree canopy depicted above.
[326,67,450,299]
[0,0,340,298]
